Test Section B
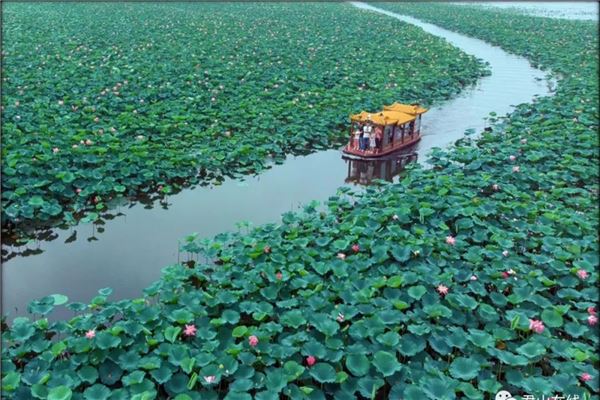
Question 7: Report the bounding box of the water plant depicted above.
[2,3,598,399]
[1,2,487,238]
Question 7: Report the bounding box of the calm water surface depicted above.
[456,2,599,21]
[2,3,553,319]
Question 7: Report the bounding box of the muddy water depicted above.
[1,3,553,319]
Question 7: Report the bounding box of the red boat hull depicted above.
[342,133,421,159]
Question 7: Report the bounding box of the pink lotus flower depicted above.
[512,166,520,173]
[203,375,216,384]
[588,315,598,326]
[85,330,95,339]
[470,275,477,281]
[85,139,93,145]
[352,244,360,253]
[445,236,456,246]
[337,253,346,260]
[306,356,316,366]
[263,246,271,254]
[52,147,60,154]
[577,269,588,279]
[588,306,596,315]
[76,188,82,194]
[336,313,345,323]
[436,285,449,296]
[276,272,283,280]
[529,319,545,334]
[248,335,259,347]
[502,250,509,257]
[502,271,510,279]
[580,373,592,382]
[509,155,516,161]
[492,184,500,191]
[183,324,197,337]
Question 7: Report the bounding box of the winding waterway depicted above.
[2,3,553,319]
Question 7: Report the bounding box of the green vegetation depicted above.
[1,2,486,236]
[2,3,598,400]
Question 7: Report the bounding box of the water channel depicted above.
[1,3,553,320]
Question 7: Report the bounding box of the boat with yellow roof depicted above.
[343,102,427,159]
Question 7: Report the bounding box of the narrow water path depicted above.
[2,3,553,319]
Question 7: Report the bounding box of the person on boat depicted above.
[353,125,362,150]
[361,122,372,151]
[369,129,376,152]
[374,125,383,152]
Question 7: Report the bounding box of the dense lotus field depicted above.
[0,2,488,238]
[2,3,599,400]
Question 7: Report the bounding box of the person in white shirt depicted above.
[362,122,372,151]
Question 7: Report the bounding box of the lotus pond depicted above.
[1,2,487,238]
[1,2,599,400]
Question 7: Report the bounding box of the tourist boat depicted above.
[343,102,427,159]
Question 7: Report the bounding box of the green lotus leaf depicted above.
[150,366,173,385]
[345,354,370,377]
[309,363,337,383]
[122,370,145,386]
[83,384,110,400]
[1,371,21,392]
[47,386,72,400]
[376,331,401,346]
[232,326,248,338]
[95,331,122,349]
[422,377,456,400]
[230,378,253,392]
[78,366,99,384]
[49,294,69,306]
[265,368,287,392]
[449,357,481,380]
[517,342,546,359]
[356,376,385,398]
[541,308,563,328]
[280,310,306,328]
[283,361,305,381]
[407,285,427,300]
[372,351,401,377]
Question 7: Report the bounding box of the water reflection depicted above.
[343,148,418,186]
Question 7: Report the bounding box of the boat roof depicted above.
[350,110,416,126]
[350,103,427,126]
[383,102,428,115]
